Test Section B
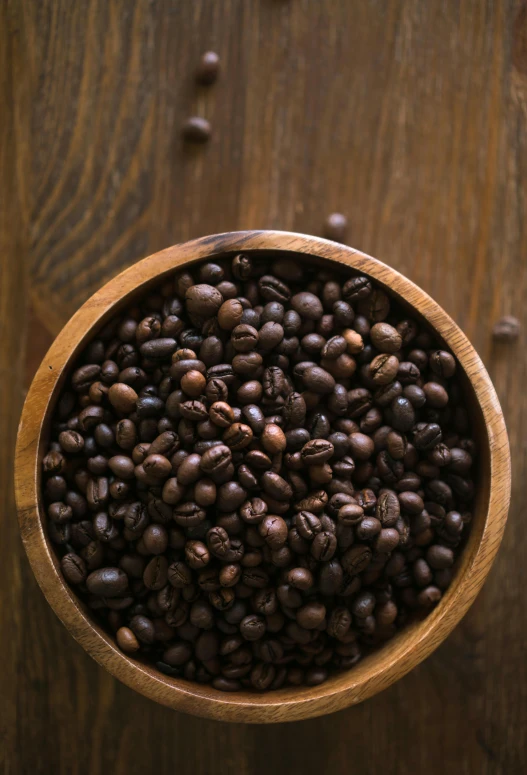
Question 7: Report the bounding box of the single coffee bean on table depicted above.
[324,212,348,243]
[196,51,220,85]
[42,251,476,693]
[492,315,520,342]
[182,116,212,143]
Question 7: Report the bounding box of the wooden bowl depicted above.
[15,231,510,723]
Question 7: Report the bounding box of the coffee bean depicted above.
[311,531,337,561]
[375,490,400,526]
[370,354,399,386]
[291,292,324,321]
[342,545,372,575]
[287,567,314,591]
[492,315,520,342]
[222,422,253,450]
[324,212,348,242]
[390,396,415,432]
[107,383,138,414]
[61,553,87,585]
[86,567,128,597]
[196,50,220,85]
[182,116,211,143]
[297,601,326,629]
[429,350,456,378]
[259,515,288,549]
[240,615,266,641]
[303,365,335,394]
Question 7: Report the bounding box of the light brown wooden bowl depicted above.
[15,231,510,723]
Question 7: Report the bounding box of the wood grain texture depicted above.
[3,0,527,771]
[15,232,510,723]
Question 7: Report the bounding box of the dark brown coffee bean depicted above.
[348,432,374,461]
[58,430,85,455]
[143,556,168,590]
[142,524,168,555]
[370,354,399,386]
[86,567,128,597]
[426,544,454,569]
[182,116,211,143]
[414,423,442,451]
[240,614,266,641]
[338,503,364,526]
[61,553,87,585]
[311,531,337,561]
[255,424,284,455]
[261,472,292,501]
[492,315,520,342]
[185,540,210,569]
[390,396,415,432]
[370,322,402,354]
[417,586,442,607]
[222,422,253,450]
[200,444,232,477]
[356,517,382,540]
[196,50,220,84]
[375,490,400,526]
[303,366,335,394]
[259,515,288,549]
[297,601,326,629]
[429,350,456,378]
[374,528,400,552]
[324,212,348,242]
[287,567,314,591]
[342,275,372,303]
[258,275,291,303]
[342,545,372,575]
[108,383,138,413]
[293,511,320,540]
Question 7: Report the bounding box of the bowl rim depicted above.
[15,230,510,723]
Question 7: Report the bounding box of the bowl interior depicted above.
[17,232,508,722]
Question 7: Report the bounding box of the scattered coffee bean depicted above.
[182,117,212,143]
[196,51,220,85]
[324,213,348,243]
[492,315,520,342]
[43,252,475,694]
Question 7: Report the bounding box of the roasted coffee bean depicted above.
[259,515,288,549]
[414,423,442,451]
[492,315,520,342]
[61,553,87,585]
[222,422,253,450]
[324,212,348,242]
[390,396,415,432]
[342,545,372,575]
[429,350,456,378]
[86,567,128,597]
[196,51,220,86]
[294,511,322,539]
[311,531,337,561]
[337,503,363,526]
[143,556,168,590]
[240,615,266,641]
[182,116,211,143]
[375,490,400,526]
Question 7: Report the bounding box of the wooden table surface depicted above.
[2,1,526,772]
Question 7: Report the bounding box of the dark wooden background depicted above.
[2,1,526,772]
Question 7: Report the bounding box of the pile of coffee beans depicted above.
[42,253,475,692]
